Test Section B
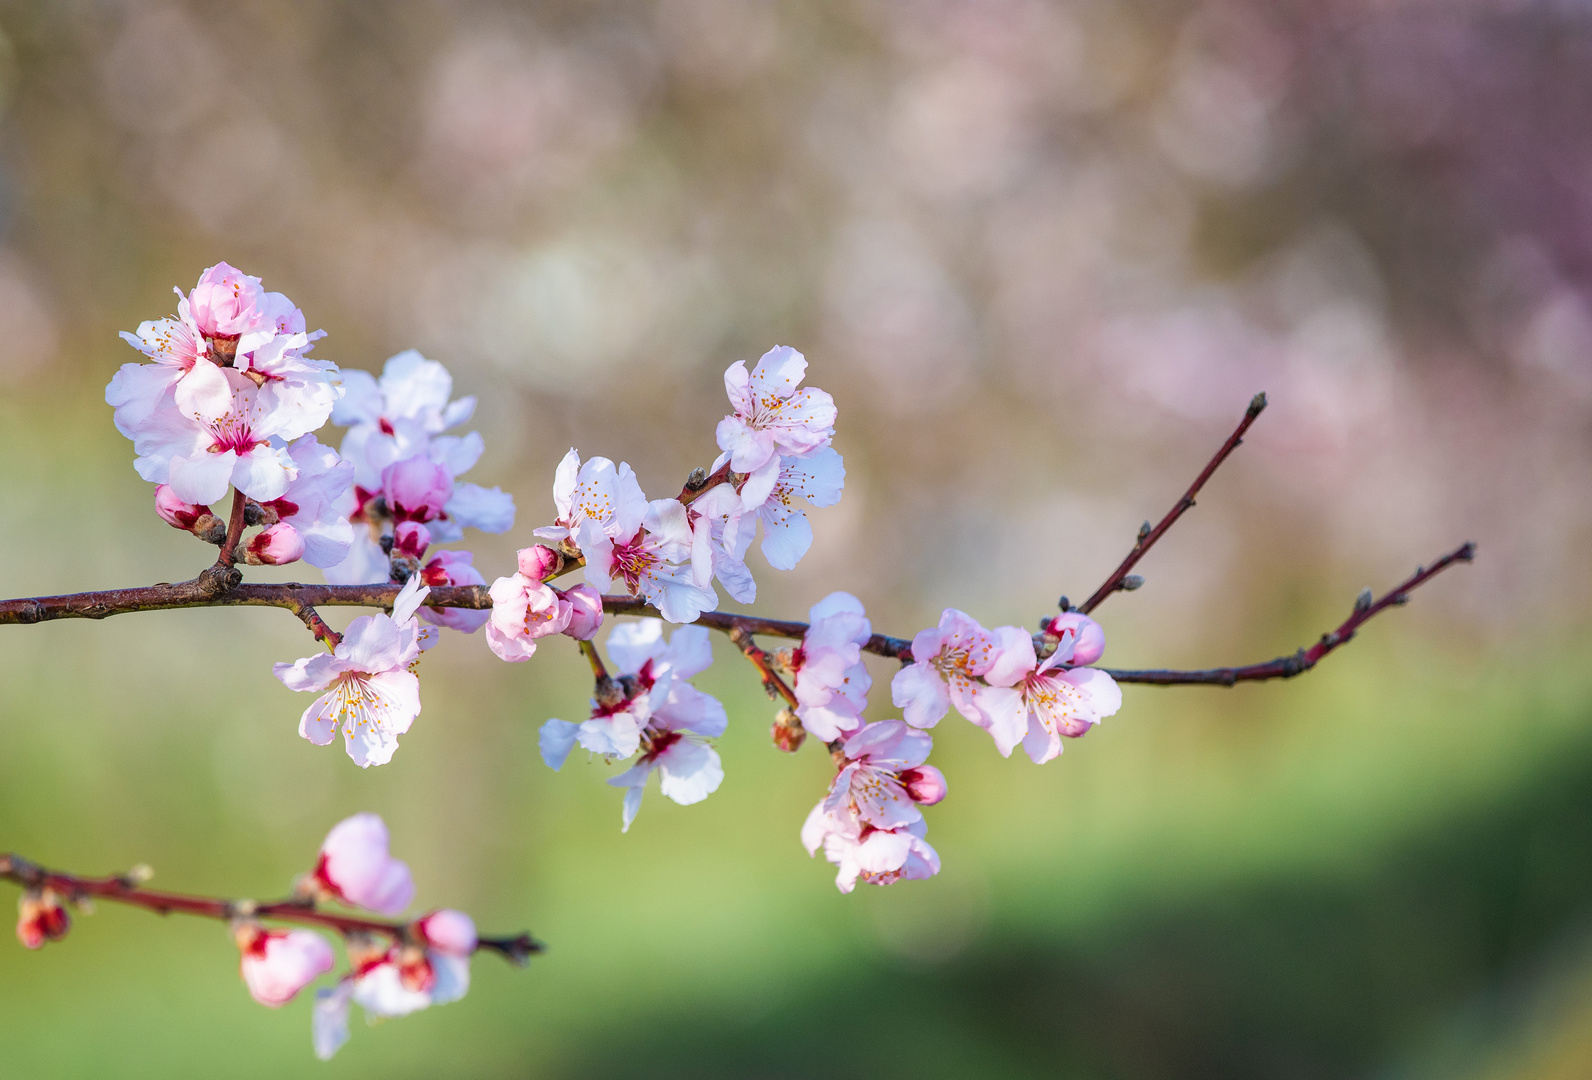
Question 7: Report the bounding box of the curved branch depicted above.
[0,853,541,965]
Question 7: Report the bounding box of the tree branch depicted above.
[725,622,800,708]
[1077,393,1268,616]
[0,853,542,965]
[1097,542,1476,685]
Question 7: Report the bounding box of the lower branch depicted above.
[0,853,541,965]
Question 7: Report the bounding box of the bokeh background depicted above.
[1,1,1590,1076]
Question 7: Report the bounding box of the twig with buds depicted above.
[0,853,542,965]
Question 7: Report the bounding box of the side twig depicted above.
[1077,393,1267,616]
[0,853,541,964]
[726,622,800,708]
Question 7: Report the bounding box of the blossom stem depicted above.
[0,853,543,965]
[726,623,800,708]
[215,487,250,570]
[578,639,608,681]
[1077,392,1268,616]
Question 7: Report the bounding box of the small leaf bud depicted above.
[684,467,709,491]
[1120,574,1144,591]
[1354,587,1374,613]
[1138,520,1153,541]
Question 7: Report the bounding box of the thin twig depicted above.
[1077,393,1268,616]
[578,638,608,681]
[1097,542,1477,685]
[215,488,249,571]
[0,853,541,964]
[726,622,800,708]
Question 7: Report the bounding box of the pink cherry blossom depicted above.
[417,549,490,633]
[349,910,476,1018]
[540,619,714,767]
[517,543,562,580]
[273,576,434,768]
[791,591,873,743]
[189,262,269,340]
[715,346,837,473]
[333,349,476,456]
[824,721,941,832]
[1018,615,1122,764]
[545,453,717,623]
[236,925,334,1007]
[684,483,759,603]
[110,296,214,438]
[605,659,728,831]
[310,813,415,915]
[485,573,573,661]
[800,807,941,894]
[726,446,846,571]
[891,608,1038,755]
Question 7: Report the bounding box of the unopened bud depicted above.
[388,554,420,584]
[898,765,948,806]
[771,708,806,752]
[392,521,431,561]
[1354,587,1374,613]
[594,676,627,708]
[560,584,604,640]
[245,523,306,566]
[1137,520,1153,541]
[1056,596,1072,613]
[17,888,70,949]
[684,467,708,491]
[1120,575,1144,591]
[243,500,264,526]
[517,544,563,581]
[154,484,214,534]
[122,864,154,886]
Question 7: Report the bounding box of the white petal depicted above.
[539,719,580,771]
[656,742,723,806]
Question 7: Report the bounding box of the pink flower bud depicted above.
[154,484,212,531]
[236,925,335,1007]
[246,523,306,566]
[898,765,947,806]
[190,262,268,338]
[1048,611,1106,666]
[16,889,69,949]
[559,584,604,641]
[382,456,452,523]
[771,708,806,753]
[417,909,477,957]
[392,521,432,561]
[516,544,562,580]
[313,813,415,916]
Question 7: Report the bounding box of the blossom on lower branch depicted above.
[540,620,726,830]
[802,720,945,893]
[789,591,873,743]
[891,608,1037,755]
[1018,612,1122,764]
[236,925,335,1007]
[273,575,436,767]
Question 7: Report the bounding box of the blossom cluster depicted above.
[108,264,517,767]
[14,813,478,1062]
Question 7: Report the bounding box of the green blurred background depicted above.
[2,1,1591,1076]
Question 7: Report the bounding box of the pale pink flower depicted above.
[891,609,1037,755]
[273,576,433,768]
[800,807,941,894]
[546,453,717,623]
[517,543,562,581]
[233,330,341,427]
[725,446,846,571]
[348,909,476,1018]
[539,621,722,814]
[824,721,942,833]
[129,365,332,505]
[110,295,214,438]
[485,572,572,661]
[333,349,476,457]
[236,925,334,1008]
[417,549,490,633]
[715,346,837,473]
[1019,614,1122,764]
[310,813,415,915]
[189,262,269,340]
[791,591,873,743]
[684,482,759,603]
